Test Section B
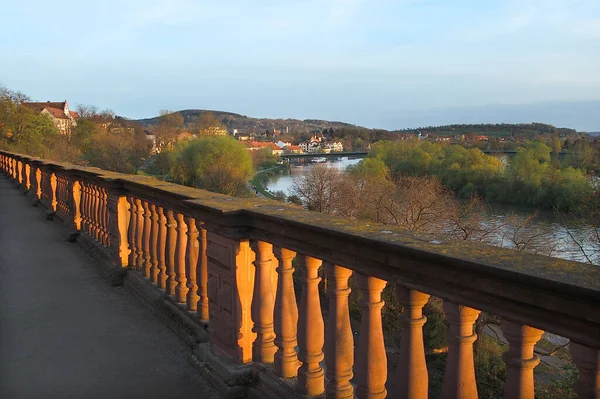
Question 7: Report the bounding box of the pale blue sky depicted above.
[1,0,599,130]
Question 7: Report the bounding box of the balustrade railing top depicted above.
[2,149,599,399]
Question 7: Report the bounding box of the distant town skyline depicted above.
[2,0,599,131]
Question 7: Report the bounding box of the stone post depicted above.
[206,232,255,363]
[324,262,354,399]
[441,302,481,399]
[570,342,600,399]
[296,254,325,396]
[355,273,388,399]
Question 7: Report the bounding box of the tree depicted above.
[190,111,227,135]
[153,110,184,151]
[551,133,561,167]
[76,104,99,118]
[169,136,253,196]
[292,164,351,214]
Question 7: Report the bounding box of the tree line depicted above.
[0,86,151,174]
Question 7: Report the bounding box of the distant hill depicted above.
[134,109,360,134]
[393,123,580,138]
[133,110,589,141]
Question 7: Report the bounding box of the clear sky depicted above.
[1,0,599,130]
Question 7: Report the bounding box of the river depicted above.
[264,157,599,265]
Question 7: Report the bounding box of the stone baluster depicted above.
[355,274,388,399]
[196,223,209,321]
[165,209,177,296]
[501,320,543,399]
[102,188,109,246]
[35,167,41,200]
[91,185,99,239]
[50,173,57,212]
[127,197,138,267]
[273,247,299,378]
[324,262,354,399]
[185,216,200,311]
[24,163,31,190]
[87,185,95,237]
[441,302,481,399]
[175,213,188,303]
[70,180,81,231]
[250,240,278,363]
[96,187,104,242]
[297,255,325,396]
[80,184,88,234]
[157,206,168,290]
[393,286,430,399]
[570,342,600,399]
[106,187,130,267]
[134,199,145,271]
[142,201,152,278]
[17,161,22,184]
[150,204,159,283]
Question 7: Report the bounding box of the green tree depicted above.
[169,136,253,196]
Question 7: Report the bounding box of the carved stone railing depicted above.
[1,150,599,399]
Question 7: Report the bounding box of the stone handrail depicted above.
[1,150,599,399]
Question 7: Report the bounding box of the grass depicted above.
[250,165,284,200]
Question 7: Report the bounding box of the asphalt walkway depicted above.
[0,176,222,399]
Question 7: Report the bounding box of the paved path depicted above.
[0,176,222,399]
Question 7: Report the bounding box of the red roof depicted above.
[43,107,70,119]
[22,101,78,120]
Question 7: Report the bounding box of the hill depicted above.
[134,109,360,134]
[134,110,586,141]
[393,123,580,138]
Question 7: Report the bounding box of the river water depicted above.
[265,157,599,265]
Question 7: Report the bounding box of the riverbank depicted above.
[250,165,284,200]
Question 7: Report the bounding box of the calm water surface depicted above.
[265,158,598,265]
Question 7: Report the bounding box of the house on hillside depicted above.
[22,101,79,135]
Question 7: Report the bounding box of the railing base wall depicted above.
[77,233,127,286]
[123,271,208,348]
[247,364,305,399]
[192,343,253,399]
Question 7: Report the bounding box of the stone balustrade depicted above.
[1,150,599,399]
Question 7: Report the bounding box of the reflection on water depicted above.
[265,158,598,265]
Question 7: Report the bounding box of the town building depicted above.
[22,101,79,135]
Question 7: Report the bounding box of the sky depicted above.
[1,0,599,131]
